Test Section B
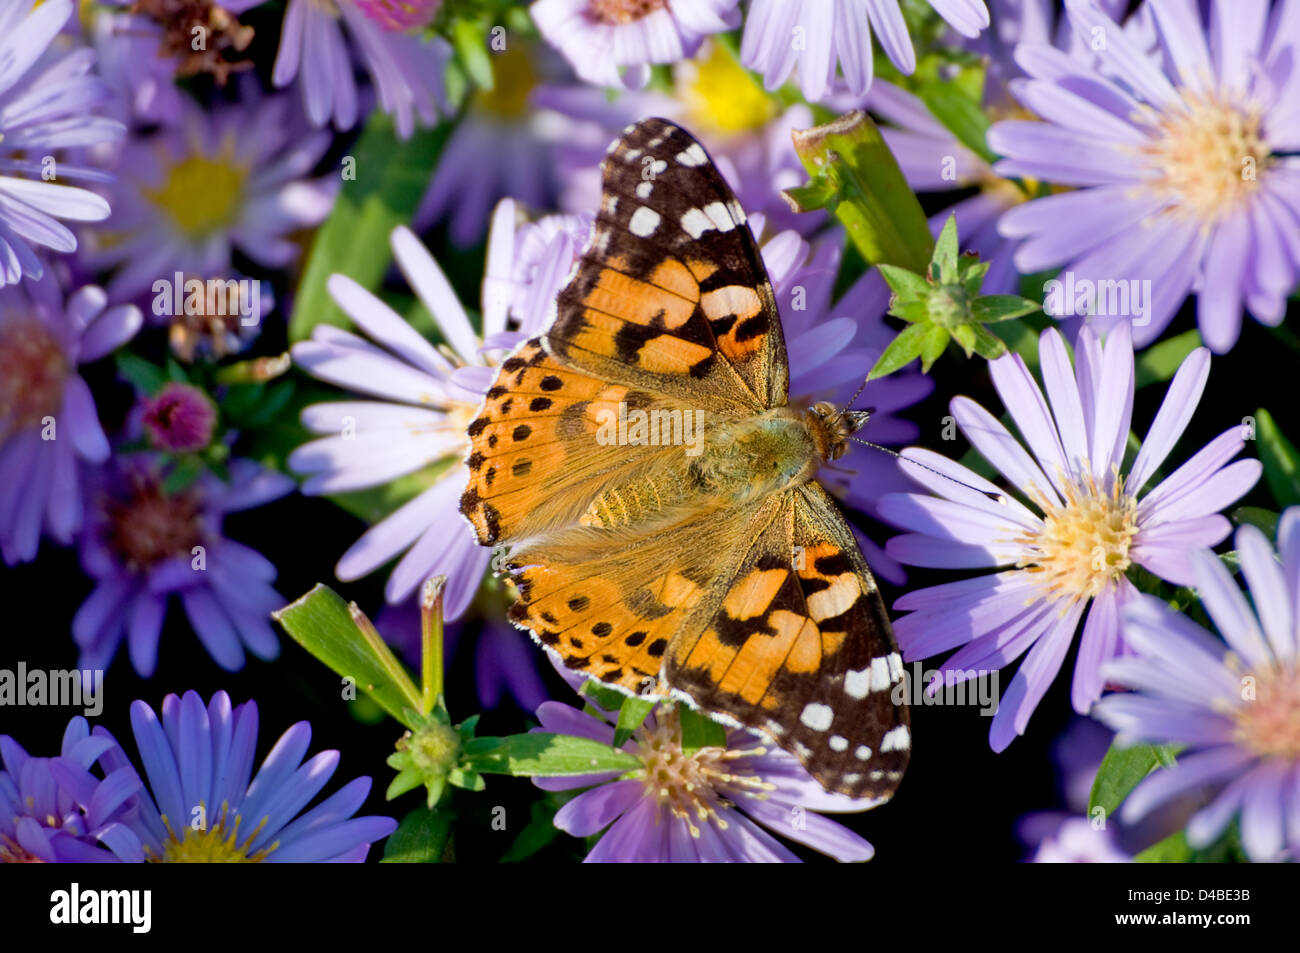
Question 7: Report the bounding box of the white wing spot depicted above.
[636,181,653,199]
[829,735,848,752]
[628,206,661,237]
[881,725,910,752]
[869,656,892,692]
[681,207,712,238]
[844,668,870,700]
[702,201,736,232]
[676,143,707,167]
[799,702,833,732]
[854,745,872,761]
[887,652,903,681]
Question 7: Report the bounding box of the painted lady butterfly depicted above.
[460,118,910,800]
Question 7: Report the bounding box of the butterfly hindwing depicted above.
[666,483,909,801]
[548,118,788,412]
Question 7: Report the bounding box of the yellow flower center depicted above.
[144,147,248,237]
[474,46,538,119]
[1016,472,1139,606]
[635,707,773,838]
[1137,89,1271,226]
[589,0,666,24]
[1233,663,1300,761]
[0,317,70,441]
[153,805,274,863]
[677,42,776,136]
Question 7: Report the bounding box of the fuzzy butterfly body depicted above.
[460,118,910,801]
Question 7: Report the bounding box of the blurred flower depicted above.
[531,0,740,89]
[0,0,123,287]
[880,324,1260,750]
[421,43,645,245]
[140,382,217,453]
[990,0,1300,351]
[0,276,141,564]
[82,95,336,299]
[1094,514,1300,863]
[115,689,397,861]
[271,0,450,139]
[97,0,262,94]
[73,455,294,675]
[290,202,574,617]
[1028,816,1130,862]
[0,716,147,863]
[740,0,990,102]
[534,687,881,862]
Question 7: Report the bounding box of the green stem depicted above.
[421,576,448,714]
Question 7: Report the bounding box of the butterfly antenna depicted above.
[846,436,1003,501]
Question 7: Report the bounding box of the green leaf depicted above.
[381,807,454,863]
[679,707,726,755]
[971,294,1041,324]
[1135,829,1193,863]
[580,680,627,714]
[968,323,1009,361]
[273,584,423,729]
[876,262,931,301]
[1134,329,1203,388]
[1255,408,1300,508]
[450,17,494,90]
[499,799,566,863]
[462,733,641,777]
[789,111,934,273]
[1089,741,1179,817]
[290,113,451,341]
[931,214,959,283]
[613,696,655,748]
[1232,506,1279,539]
[161,456,204,495]
[919,325,949,373]
[918,81,998,165]
[868,322,929,380]
[115,353,166,395]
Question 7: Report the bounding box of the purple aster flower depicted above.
[139,382,218,453]
[534,679,881,862]
[271,0,450,139]
[0,275,141,564]
[114,689,397,861]
[81,94,336,300]
[73,455,294,676]
[1027,816,1131,863]
[740,0,990,103]
[1094,514,1300,863]
[531,0,741,89]
[0,716,148,863]
[879,323,1261,750]
[0,0,123,287]
[291,204,572,617]
[421,43,651,245]
[990,0,1300,352]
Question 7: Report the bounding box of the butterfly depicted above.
[459,118,910,801]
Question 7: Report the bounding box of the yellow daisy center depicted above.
[474,46,538,119]
[153,805,274,863]
[1016,472,1139,606]
[1137,89,1271,226]
[589,0,666,25]
[1233,663,1300,761]
[145,147,248,237]
[677,42,776,136]
[0,317,69,440]
[635,707,773,838]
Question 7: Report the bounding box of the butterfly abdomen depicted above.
[697,410,820,505]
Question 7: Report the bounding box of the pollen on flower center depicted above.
[101,475,206,571]
[678,41,776,135]
[589,0,666,25]
[1233,664,1300,760]
[0,317,69,440]
[1138,90,1271,225]
[1017,472,1138,606]
[145,151,248,236]
[635,707,772,837]
[154,804,274,863]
